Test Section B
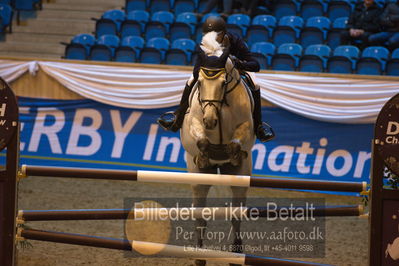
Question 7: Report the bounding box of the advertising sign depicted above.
[7,97,373,195]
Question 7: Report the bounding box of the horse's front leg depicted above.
[227,121,252,166]
[190,117,211,169]
[192,184,212,266]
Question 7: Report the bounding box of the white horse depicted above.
[180,32,256,266]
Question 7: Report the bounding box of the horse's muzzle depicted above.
[203,117,217,130]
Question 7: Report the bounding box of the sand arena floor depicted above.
[16,175,368,266]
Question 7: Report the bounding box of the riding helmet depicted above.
[202,16,226,33]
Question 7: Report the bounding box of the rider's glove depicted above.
[232,57,245,69]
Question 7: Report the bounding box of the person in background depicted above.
[340,0,382,49]
[368,0,399,50]
[157,16,274,142]
[199,0,235,18]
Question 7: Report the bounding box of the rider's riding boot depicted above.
[157,83,191,132]
[252,88,275,142]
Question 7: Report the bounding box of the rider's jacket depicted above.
[189,31,260,86]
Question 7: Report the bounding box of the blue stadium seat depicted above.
[327,0,352,21]
[149,0,172,14]
[273,16,304,47]
[140,49,163,64]
[121,35,145,53]
[114,36,145,62]
[144,11,174,41]
[197,0,217,13]
[355,46,389,75]
[271,43,303,71]
[386,48,399,76]
[90,34,120,61]
[165,39,196,65]
[300,0,327,20]
[273,0,299,20]
[64,43,87,60]
[71,34,95,54]
[327,45,359,73]
[252,15,276,37]
[246,15,276,47]
[151,11,174,31]
[120,21,142,39]
[125,10,150,32]
[326,17,348,50]
[173,0,196,15]
[147,37,170,55]
[165,49,190,65]
[299,44,331,72]
[114,46,137,62]
[0,4,12,33]
[102,9,126,31]
[169,21,192,41]
[250,42,276,69]
[171,38,195,61]
[125,0,147,12]
[169,12,197,42]
[226,14,251,37]
[140,37,170,64]
[89,42,113,61]
[300,16,331,48]
[176,12,197,33]
[94,18,118,38]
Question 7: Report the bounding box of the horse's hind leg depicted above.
[189,158,216,266]
[220,160,250,266]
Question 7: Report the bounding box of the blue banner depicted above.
[6,97,372,194]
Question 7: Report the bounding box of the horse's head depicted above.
[198,32,236,130]
[198,65,227,129]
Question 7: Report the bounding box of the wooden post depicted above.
[0,78,19,266]
[369,93,399,265]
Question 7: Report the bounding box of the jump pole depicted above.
[17,228,330,266]
[18,205,365,221]
[21,165,368,193]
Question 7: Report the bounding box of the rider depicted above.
[157,16,274,142]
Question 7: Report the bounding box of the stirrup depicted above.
[157,112,177,131]
[256,122,275,143]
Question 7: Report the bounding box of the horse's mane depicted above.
[200,32,224,57]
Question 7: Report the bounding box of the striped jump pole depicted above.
[18,205,365,221]
[17,228,330,266]
[20,165,368,193]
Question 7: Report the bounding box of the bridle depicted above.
[198,65,240,113]
[197,64,241,144]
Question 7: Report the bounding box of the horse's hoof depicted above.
[194,259,206,266]
[230,157,241,167]
[197,138,210,153]
[195,154,211,169]
[226,141,241,155]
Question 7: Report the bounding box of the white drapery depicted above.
[1,59,398,124]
